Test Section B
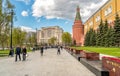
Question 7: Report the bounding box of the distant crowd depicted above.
[8,45,63,62]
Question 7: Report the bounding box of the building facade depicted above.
[72,6,84,46]
[37,26,63,45]
[84,0,120,34]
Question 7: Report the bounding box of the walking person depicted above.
[40,46,44,56]
[32,47,35,52]
[22,46,27,61]
[60,46,63,50]
[8,48,14,57]
[57,45,61,55]
[15,46,21,62]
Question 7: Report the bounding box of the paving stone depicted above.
[0,49,95,76]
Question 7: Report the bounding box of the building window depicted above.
[104,6,112,16]
[108,6,112,14]
[96,16,100,22]
[85,25,88,30]
[41,31,44,38]
[89,21,93,26]
[105,10,108,16]
[47,30,51,37]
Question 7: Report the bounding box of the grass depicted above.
[0,50,9,57]
[0,49,32,57]
[71,46,120,57]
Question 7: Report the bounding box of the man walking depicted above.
[15,46,21,62]
[57,45,61,55]
[40,46,44,56]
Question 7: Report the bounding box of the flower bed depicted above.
[80,51,100,60]
[73,49,82,54]
[80,51,86,58]
[86,52,99,60]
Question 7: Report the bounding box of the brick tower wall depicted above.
[73,21,84,46]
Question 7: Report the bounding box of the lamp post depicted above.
[9,9,14,57]
[36,28,38,49]
[10,9,14,49]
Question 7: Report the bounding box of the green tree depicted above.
[84,29,96,46]
[96,20,104,46]
[31,33,36,46]
[27,32,36,47]
[48,37,57,45]
[114,14,120,47]
[84,29,91,46]
[103,20,109,47]
[0,0,14,50]
[106,26,115,47]
[84,31,89,46]
[13,28,26,47]
[62,32,72,45]
[90,29,96,46]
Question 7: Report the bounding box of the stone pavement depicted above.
[0,48,96,76]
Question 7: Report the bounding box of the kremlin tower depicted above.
[72,6,84,46]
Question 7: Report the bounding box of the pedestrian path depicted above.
[0,48,95,76]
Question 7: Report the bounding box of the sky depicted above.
[10,0,108,33]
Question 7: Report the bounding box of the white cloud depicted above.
[21,10,28,16]
[32,0,55,18]
[16,0,31,5]
[32,0,108,22]
[20,26,36,32]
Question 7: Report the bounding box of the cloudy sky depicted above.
[10,0,108,33]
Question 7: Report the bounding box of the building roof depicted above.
[40,26,64,31]
[75,6,81,21]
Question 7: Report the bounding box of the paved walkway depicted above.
[0,48,95,76]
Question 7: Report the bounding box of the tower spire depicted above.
[75,6,81,21]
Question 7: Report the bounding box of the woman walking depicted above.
[22,46,27,61]
[57,45,61,55]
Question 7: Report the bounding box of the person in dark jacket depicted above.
[60,46,63,50]
[40,46,44,56]
[57,45,61,55]
[8,48,14,57]
[22,46,27,61]
[32,47,35,52]
[15,46,21,62]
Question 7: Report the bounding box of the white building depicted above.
[37,26,63,45]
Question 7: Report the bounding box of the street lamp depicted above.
[9,9,14,57]
[10,9,14,49]
[36,28,38,49]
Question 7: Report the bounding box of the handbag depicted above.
[26,54,28,57]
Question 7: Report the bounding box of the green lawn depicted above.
[71,46,120,57]
[0,49,32,57]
